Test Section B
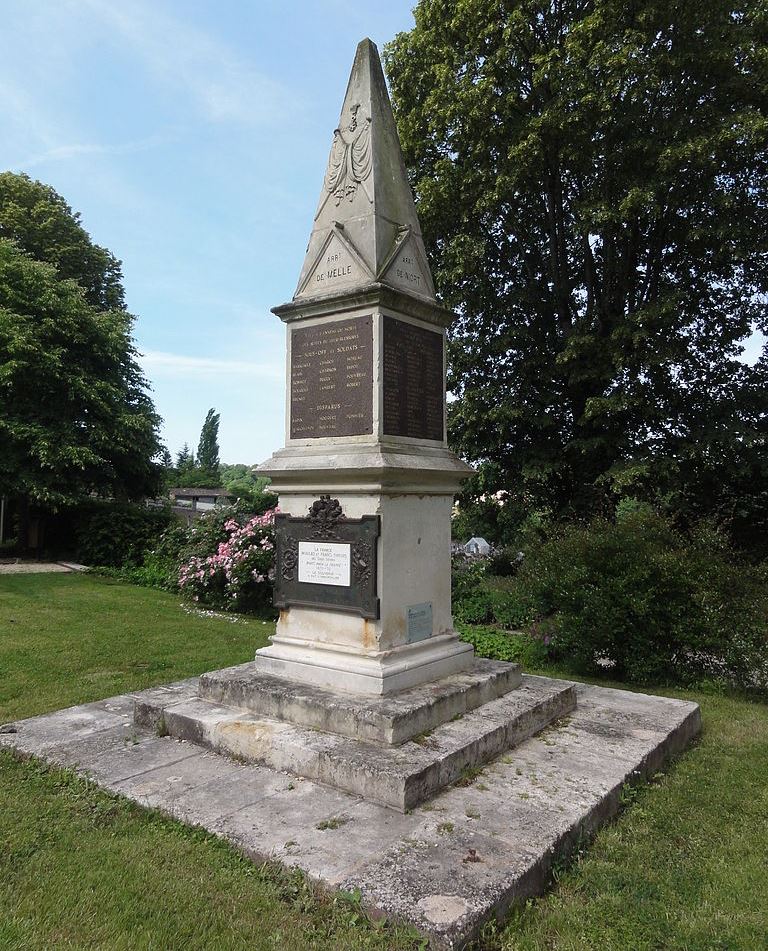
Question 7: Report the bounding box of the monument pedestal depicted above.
[254,633,474,697]
[256,439,474,695]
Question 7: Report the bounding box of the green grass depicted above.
[0,573,275,721]
[0,574,422,950]
[1,574,767,950]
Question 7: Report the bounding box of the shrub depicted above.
[457,623,552,668]
[178,508,277,616]
[494,510,768,691]
[451,555,496,624]
[72,500,173,567]
[487,546,524,577]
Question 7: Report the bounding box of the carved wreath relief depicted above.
[308,495,345,539]
[323,103,373,206]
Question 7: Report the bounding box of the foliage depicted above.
[67,500,173,568]
[0,171,125,310]
[456,623,551,668]
[386,1,768,551]
[220,464,278,512]
[177,507,278,616]
[166,411,228,489]
[89,548,183,591]
[486,509,768,690]
[487,546,524,577]
[175,443,193,470]
[196,407,221,482]
[0,175,162,510]
[451,554,496,624]
[173,468,221,489]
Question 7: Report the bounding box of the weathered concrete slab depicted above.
[0,677,701,949]
[0,698,132,754]
[198,658,522,744]
[134,675,576,811]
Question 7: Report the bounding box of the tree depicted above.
[386,1,768,546]
[220,464,277,513]
[175,443,194,471]
[173,413,223,489]
[196,407,221,480]
[0,174,162,547]
[0,240,161,509]
[0,172,125,310]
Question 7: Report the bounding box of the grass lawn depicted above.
[1,574,767,950]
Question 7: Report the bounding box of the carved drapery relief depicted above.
[323,104,373,206]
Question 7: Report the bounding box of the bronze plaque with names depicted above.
[290,315,373,439]
[274,496,380,619]
[382,315,444,441]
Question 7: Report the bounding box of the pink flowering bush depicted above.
[178,508,277,615]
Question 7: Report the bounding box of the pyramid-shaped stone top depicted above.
[294,39,435,303]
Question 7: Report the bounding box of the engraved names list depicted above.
[290,315,373,438]
[382,315,444,441]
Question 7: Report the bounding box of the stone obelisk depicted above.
[257,38,474,695]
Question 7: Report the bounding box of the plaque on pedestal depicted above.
[274,496,380,619]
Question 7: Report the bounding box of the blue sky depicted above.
[1,0,417,464]
[2,1,764,464]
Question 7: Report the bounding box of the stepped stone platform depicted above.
[0,677,701,949]
[195,658,521,744]
[133,663,574,811]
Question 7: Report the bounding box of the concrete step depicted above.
[134,675,576,811]
[197,658,522,745]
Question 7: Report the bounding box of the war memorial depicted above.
[0,40,701,948]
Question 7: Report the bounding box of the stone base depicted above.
[134,673,575,811]
[197,658,521,745]
[1,678,702,949]
[253,632,475,696]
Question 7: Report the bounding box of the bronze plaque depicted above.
[382,315,444,440]
[290,316,373,439]
[274,496,379,619]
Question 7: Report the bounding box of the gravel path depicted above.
[0,562,76,574]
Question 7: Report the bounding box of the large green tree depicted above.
[0,172,125,310]
[386,0,768,546]
[0,175,162,528]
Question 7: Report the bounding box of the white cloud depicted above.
[21,135,170,169]
[139,349,284,381]
[80,0,296,125]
